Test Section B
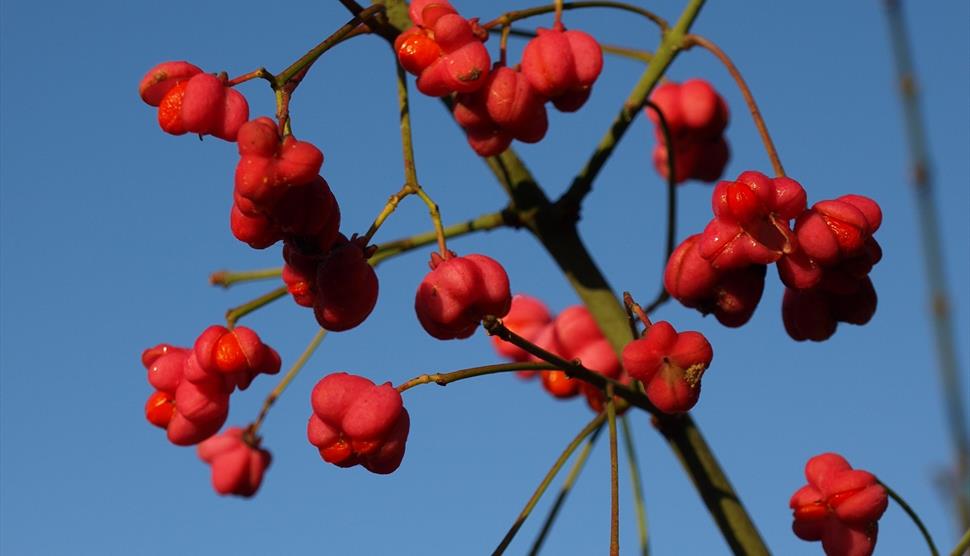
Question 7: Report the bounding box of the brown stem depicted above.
[683,34,785,177]
[607,384,620,556]
[396,362,558,393]
[482,1,667,32]
[642,100,677,314]
[623,291,653,328]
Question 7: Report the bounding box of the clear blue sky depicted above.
[2,1,968,554]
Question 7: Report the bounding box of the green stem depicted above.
[558,0,706,209]
[275,5,384,86]
[950,528,970,556]
[884,0,970,531]
[248,329,327,435]
[881,480,940,556]
[370,210,512,266]
[395,362,558,393]
[621,415,650,555]
[224,286,287,328]
[527,425,605,555]
[209,267,283,289]
[492,412,608,555]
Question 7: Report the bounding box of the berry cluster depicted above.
[415,252,512,340]
[139,61,249,141]
[491,295,626,411]
[647,79,730,184]
[790,453,888,556]
[394,0,491,96]
[197,427,272,498]
[665,170,883,340]
[308,372,410,474]
[142,325,280,446]
[396,1,604,156]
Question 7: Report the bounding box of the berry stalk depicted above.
[395,361,559,393]
[621,415,651,555]
[248,328,327,436]
[880,480,941,556]
[210,267,283,289]
[683,34,785,177]
[642,101,677,314]
[481,1,667,32]
[224,286,288,328]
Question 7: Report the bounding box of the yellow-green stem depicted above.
[881,480,940,556]
[607,384,620,556]
[248,329,327,435]
[492,412,608,555]
[396,362,558,393]
[210,267,283,289]
[482,1,666,32]
[224,286,287,329]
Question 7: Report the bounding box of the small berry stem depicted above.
[500,19,512,66]
[643,100,677,314]
[527,425,605,555]
[248,328,327,436]
[623,292,653,329]
[227,67,273,87]
[950,528,970,556]
[607,384,620,556]
[395,361,559,393]
[370,209,514,266]
[880,479,941,556]
[683,34,785,177]
[482,1,667,32]
[209,267,283,289]
[492,411,609,555]
[553,0,564,29]
[224,286,288,329]
[274,5,384,87]
[621,415,651,555]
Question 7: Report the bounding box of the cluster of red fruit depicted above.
[138,63,379,334]
[492,295,714,414]
[647,79,730,184]
[790,453,888,556]
[415,251,512,339]
[308,372,410,474]
[396,0,604,156]
[664,170,883,340]
[142,325,280,446]
[139,61,249,142]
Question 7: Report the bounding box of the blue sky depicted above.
[2,1,968,554]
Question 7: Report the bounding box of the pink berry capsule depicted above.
[521,27,603,112]
[790,453,887,556]
[197,427,272,498]
[414,252,512,340]
[138,61,203,106]
[621,321,713,414]
[313,239,379,332]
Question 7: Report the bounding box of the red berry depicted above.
[313,239,379,332]
[414,253,511,340]
[790,453,887,556]
[138,61,202,106]
[490,294,553,362]
[520,27,603,112]
[621,321,713,414]
[145,390,176,428]
[197,427,272,497]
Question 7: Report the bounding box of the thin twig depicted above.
[396,362,559,393]
[621,415,650,555]
[643,100,677,314]
[248,329,327,435]
[492,412,608,555]
[224,286,287,328]
[210,267,283,289]
[881,480,940,556]
[482,1,667,31]
[607,384,620,556]
[683,34,784,177]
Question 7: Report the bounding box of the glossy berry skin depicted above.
[664,234,766,327]
[138,61,202,106]
[453,65,549,156]
[395,0,491,97]
[520,27,603,112]
[621,321,713,414]
[794,195,882,267]
[307,372,410,474]
[415,252,512,340]
[647,79,730,184]
[700,171,807,270]
[491,294,553,362]
[313,239,379,332]
[234,117,325,210]
[142,64,249,141]
[197,427,272,498]
[789,453,887,556]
